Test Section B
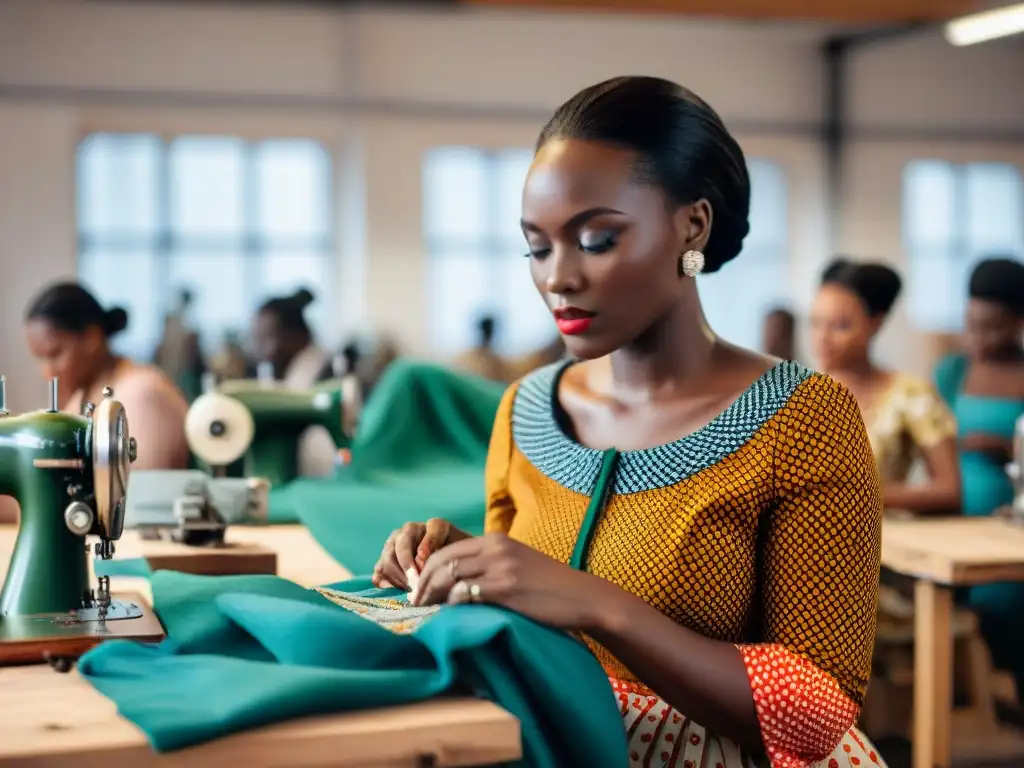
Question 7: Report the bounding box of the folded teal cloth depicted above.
[78,571,627,766]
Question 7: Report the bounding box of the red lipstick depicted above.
[553,306,596,335]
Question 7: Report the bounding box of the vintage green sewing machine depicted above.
[0,375,164,668]
[187,363,360,488]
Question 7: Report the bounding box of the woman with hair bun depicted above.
[811,258,960,515]
[251,288,327,386]
[371,77,884,767]
[250,287,336,476]
[0,282,191,523]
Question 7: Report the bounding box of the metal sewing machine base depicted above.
[0,592,162,669]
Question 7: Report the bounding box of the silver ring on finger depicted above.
[468,582,483,603]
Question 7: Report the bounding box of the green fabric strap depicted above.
[569,448,619,571]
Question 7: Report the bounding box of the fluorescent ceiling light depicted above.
[945,3,1024,46]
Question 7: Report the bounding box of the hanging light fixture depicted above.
[945,2,1024,46]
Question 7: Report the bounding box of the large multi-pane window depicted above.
[77,133,335,359]
[423,147,545,357]
[902,160,1024,331]
[423,149,789,355]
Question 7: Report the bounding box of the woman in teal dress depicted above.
[934,256,1024,693]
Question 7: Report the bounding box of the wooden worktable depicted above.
[0,665,520,767]
[0,523,522,766]
[882,517,1024,768]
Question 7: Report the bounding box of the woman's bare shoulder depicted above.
[114,363,188,410]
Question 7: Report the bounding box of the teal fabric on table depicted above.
[78,571,627,767]
[267,360,506,572]
[96,558,153,578]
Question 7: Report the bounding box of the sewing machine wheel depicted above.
[186,392,256,466]
[92,397,132,541]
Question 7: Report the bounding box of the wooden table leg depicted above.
[914,579,953,768]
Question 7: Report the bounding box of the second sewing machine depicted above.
[123,365,360,569]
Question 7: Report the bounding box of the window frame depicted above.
[423,146,540,357]
[902,159,1024,332]
[75,132,337,358]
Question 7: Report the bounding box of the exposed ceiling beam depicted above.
[462,0,976,23]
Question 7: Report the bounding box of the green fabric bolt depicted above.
[266,360,507,573]
[78,571,628,766]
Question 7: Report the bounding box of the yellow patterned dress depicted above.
[485,360,886,768]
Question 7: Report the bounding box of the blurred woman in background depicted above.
[811,259,960,515]
[251,288,330,387]
[0,282,190,523]
[250,288,335,477]
[934,257,1024,695]
[936,257,1024,516]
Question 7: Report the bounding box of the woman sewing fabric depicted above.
[372,77,884,768]
[934,256,1024,698]
[0,283,190,523]
[811,259,960,515]
[251,288,337,476]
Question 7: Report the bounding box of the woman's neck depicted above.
[828,352,876,383]
[606,289,718,404]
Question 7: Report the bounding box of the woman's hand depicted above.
[410,532,606,630]
[372,518,454,591]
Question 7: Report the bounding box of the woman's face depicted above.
[251,310,285,374]
[810,283,877,370]
[24,319,101,393]
[520,138,703,360]
[965,298,1020,361]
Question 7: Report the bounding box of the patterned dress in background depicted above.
[863,372,957,500]
[485,361,887,768]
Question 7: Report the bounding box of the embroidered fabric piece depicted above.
[313,588,441,635]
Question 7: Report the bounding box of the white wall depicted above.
[0,0,1021,409]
